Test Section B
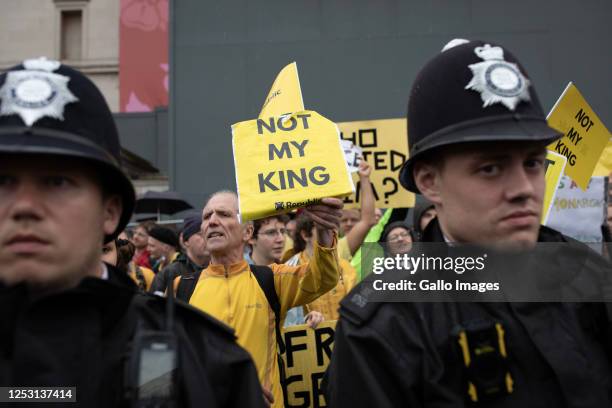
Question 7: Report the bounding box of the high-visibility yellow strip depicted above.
[468,382,478,402]
[496,323,508,358]
[506,373,514,393]
[458,330,471,366]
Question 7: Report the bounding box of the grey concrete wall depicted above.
[171,0,612,208]
[115,108,168,174]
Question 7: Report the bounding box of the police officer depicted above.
[0,59,264,407]
[325,40,612,407]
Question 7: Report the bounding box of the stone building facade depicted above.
[0,0,120,111]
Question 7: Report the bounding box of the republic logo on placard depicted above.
[273,198,321,211]
[284,198,321,209]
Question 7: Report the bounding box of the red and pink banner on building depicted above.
[119,0,168,112]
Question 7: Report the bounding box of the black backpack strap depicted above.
[249,264,285,353]
[175,268,202,302]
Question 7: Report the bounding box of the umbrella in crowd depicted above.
[134,190,194,221]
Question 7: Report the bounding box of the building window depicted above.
[54,0,89,62]
[60,9,82,60]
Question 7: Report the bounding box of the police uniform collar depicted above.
[0,267,136,340]
[537,225,568,243]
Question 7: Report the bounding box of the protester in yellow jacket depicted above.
[286,213,357,321]
[188,191,342,408]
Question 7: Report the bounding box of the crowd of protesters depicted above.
[3,37,612,408]
[106,177,443,407]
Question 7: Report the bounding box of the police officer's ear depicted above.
[413,161,443,205]
[102,194,123,238]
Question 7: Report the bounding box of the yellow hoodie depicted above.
[189,240,339,408]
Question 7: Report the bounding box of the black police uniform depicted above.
[326,39,612,407]
[0,59,265,407]
[325,219,612,407]
[0,265,265,408]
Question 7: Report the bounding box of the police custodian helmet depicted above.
[399,39,563,193]
[0,58,135,242]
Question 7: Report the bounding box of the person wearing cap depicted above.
[0,58,265,407]
[153,214,210,300]
[147,225,180,274]
[380,221,416,256]
[325,40,612,406]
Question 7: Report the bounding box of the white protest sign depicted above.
[545,176,607,242]
[341,140,363,173]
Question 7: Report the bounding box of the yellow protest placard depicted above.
[232,111,354,221]
[547,82,611,190]
[592,139,612,177]
[337,118,414,208]
[259,62,304,119]
[541,150,567,225]
[281,321,336,408]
